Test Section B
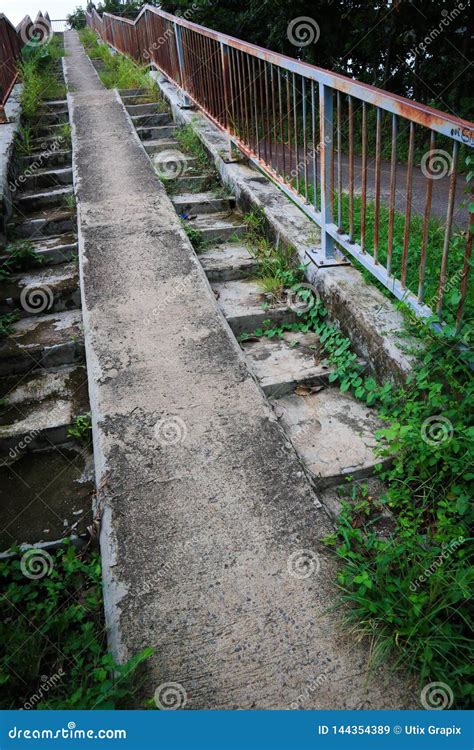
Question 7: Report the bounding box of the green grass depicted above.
[79,28,162,96]
[301,177,473,326]
[0,544,153,708]
[19,37,66,121]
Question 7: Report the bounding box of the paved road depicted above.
[259,143,468,228]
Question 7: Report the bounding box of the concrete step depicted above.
[36,109,69,124]
[0,365,89,456]
[145,139,180,155]
[40,99,68,112]
[136,124,178,141]
[131,112,171,127]
[126,102,167,116]
[242,331,336,397]
[18,150,72,169]
[119,87,150,97]
[0,262,80,317]
[170,174,215,193]
[190,212,247,244]
[30,134,69,151]
[0,234,77,269]
[18,165,73,192]
[0,310,84,376]
[8,208,75,240]
[172,191,235,217]
[0,446,94,549]
[32,123,68,139]
[120,94,160,106]
[211,278,296,336]
[273,389,387,488]
[15,185,73,213]
[199,242,259,282]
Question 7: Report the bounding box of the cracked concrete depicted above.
[65,30,414,709]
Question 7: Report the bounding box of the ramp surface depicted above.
[65,30,412,709]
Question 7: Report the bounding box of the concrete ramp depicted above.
[65,31,412,709]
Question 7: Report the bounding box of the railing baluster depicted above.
[360,102,368,252]
[348,95,354,243]
[387,114,398,275]
[319,83,335,259]
[418,130,435,302]
[437,141,459,317]
[401,121,415,289]
[337,91,342,229]
[373,107,382,264]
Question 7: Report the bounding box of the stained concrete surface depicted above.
[65,30,414,709]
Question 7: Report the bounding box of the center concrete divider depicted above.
[64,30,413,709]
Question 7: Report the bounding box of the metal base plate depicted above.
[305,249,351,268]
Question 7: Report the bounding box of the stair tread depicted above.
[191,212,244,229]
[242,331,335,396]
[0,366,89,445]
[199,242,258,282]
[212,278,288,315]
[0,310,83,362]
[172,191,234,204]
[17,184,73,201]
[273,389,386,485]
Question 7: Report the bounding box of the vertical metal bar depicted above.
[302,76,308,202]
[220,42,230,131]
[437,141,459,316]
[401,121,415,289]
[456,187,473,332]
[337,91,342,229]
[293,73,299,192]
[264,62,269,164]
[348,95,354,242]
[286,73,292,183]
[386,114,397,275]
[319,83,335,259]
[311,80,317,210]
[373,107,382,263]
[278,69,285,181]
[418,130,435,302]
[361,102,368,252]
[271,65,277,172]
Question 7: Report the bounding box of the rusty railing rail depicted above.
[86,5,473,328]
[0,14,23,120]
[0,11,53,122]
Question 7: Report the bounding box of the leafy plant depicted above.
[0,544,153,709]
[68,412,92,445]
[0,313,19,339]
[0,241,42,280]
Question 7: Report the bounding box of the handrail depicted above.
[87,5,474,328]
[0,11,52,118]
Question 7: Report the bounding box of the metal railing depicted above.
[86,5,474,328]
[0,11,53,120]
[0,14,23,116]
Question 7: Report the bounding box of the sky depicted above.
[2,0,78,26]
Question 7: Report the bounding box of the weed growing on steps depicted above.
[0,313,19,339]
[63,193,77,211]
[182,223,211,254]
[0,241,43,280]
[78,28,163,98]
[67,412,92,445]
[0,543,153,708]
[239,209,472,707]
[19,38,66,122]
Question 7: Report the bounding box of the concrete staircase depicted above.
[125,89,386,495]
[0,80,93,551]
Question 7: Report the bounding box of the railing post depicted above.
[173,22,192,108]
[0,105,8,125]
[220,42,240,162]
[319,83,335,259]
